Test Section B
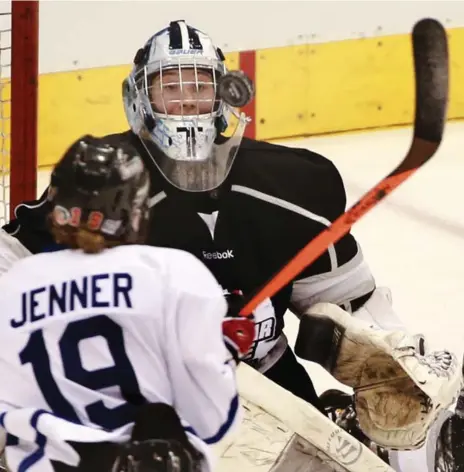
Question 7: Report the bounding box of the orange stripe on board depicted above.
[239,50,256,139]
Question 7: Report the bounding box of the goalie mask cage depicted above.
[0,1,38,226]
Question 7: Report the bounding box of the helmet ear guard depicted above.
[143,110,156,132]
[122,77,156,133]
[124,36,158,134]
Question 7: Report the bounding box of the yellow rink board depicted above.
[255,27,464,140]
[35,29,464,167]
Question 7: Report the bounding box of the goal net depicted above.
[0,1,38,226]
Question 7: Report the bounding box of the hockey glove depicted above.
[222,290,255,364]
[295,302,461,450]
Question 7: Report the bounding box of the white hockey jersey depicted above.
[0,229,32,275]
[0,244,238,472]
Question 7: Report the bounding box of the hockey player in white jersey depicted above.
[0,135,254,472]
[0,229,32,275]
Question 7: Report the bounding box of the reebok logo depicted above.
[202,249,234,260]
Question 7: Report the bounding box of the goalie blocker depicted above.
[295,302,461,450]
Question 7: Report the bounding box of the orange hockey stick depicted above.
[240,18,448,317]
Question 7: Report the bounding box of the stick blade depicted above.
[412,18,449,143]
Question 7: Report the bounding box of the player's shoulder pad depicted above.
[232,138,347,218]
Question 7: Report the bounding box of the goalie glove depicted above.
[295,302,461,450]
[222,290,255,364]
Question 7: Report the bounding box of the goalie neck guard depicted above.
[122,20,250,192]
[49,135,150,245]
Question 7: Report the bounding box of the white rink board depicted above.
[25,1,464,74]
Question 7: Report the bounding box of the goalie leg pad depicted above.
[295,302,461,450]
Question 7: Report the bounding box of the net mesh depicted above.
[0,8,11,226]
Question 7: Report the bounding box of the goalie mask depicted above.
[49,135,150,244]
[123,20,250,192]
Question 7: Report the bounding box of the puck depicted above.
[218,70,254,108]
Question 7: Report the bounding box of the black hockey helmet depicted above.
[49,135,150,245]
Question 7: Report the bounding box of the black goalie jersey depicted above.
[3,132,375,363]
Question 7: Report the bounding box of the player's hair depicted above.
[48,212,149,254]
[49,220,112,254]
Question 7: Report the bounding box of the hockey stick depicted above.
[239,18,448,317]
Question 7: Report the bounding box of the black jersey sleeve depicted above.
[276,146,376,312]
[231,139,376,312]
[2,187,55,254]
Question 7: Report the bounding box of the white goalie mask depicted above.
[123,20,250,192]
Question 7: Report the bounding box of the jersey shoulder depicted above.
[0,244,221,298]
[232,138,347,218]
[130,245,224,299]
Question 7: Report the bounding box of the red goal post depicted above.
[0,0,38,226]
